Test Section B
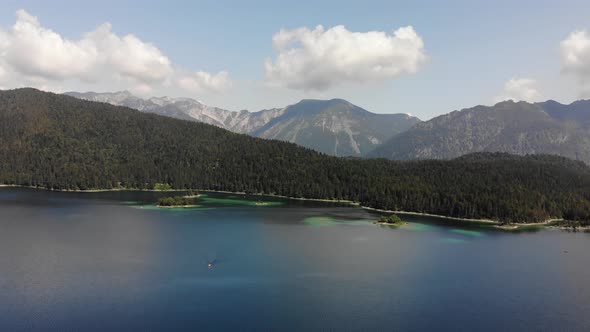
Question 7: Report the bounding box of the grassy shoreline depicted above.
[362,206,578,231]
[157,205,199,209]
[363,206,500,224]
[0,184,359,204]
[374,221,408,227]
[0,184,585,229]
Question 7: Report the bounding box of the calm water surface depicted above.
[0,188,589,331]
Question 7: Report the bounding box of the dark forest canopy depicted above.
[1,88,590,223]
[158,196,196,207]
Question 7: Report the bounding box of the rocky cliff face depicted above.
[64,91,286,133]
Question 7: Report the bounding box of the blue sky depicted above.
[1,0,589,119]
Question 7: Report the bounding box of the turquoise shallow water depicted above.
[0,188,589,331]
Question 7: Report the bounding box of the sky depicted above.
[0,0,589,120]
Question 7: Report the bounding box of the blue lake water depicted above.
[0,188,589,331]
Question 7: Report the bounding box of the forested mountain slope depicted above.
[1,88,590,223]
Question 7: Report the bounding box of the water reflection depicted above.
[1,188,589,331]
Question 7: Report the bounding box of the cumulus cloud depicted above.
[264,25,427,91]
[85,23,174,83]
[561,29,590,97]
[0,63,7,81]
[0,10,230,94]
[494,78,541,103]
[2,10,98,80]
[177,70,232,93]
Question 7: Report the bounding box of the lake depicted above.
[0,188,589,331]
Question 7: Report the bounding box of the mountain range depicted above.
[65,91,285,134]
[65,91,421,157]
[65,91,590,164]
[369,99,590,164]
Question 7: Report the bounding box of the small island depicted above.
[183,190,201,198]
[374,214,405,227]
[158,196,199,208]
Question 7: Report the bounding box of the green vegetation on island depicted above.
[1,88,590,224]
[185,189,199,197]
[158,196,197,207]
[375,214,405,226]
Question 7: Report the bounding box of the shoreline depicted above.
[374,221,407,227]
[196,188,359,205]
[183,194,201,199]
[546,225,590,231]
[157,205,199,209]
[362,206,500,225]
[0,184,182,193]
[0,184,583,228]
[0,184,359,204]
[362,206,573,230]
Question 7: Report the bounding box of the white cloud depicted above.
[561,29,590,97]
[2,10,97,80]
[0,10,231,94]
[264,25,427,91]
[85,23,174,83]
[0,63,7,81]
[177,70,232,93]
[131,83,154,95]
[494,78,541,103]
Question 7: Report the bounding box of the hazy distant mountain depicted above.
[369,99,590,163]
[66,92,421,156]
[64,91,285,133]
[538,99,590,127]
[251,99,421,156]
